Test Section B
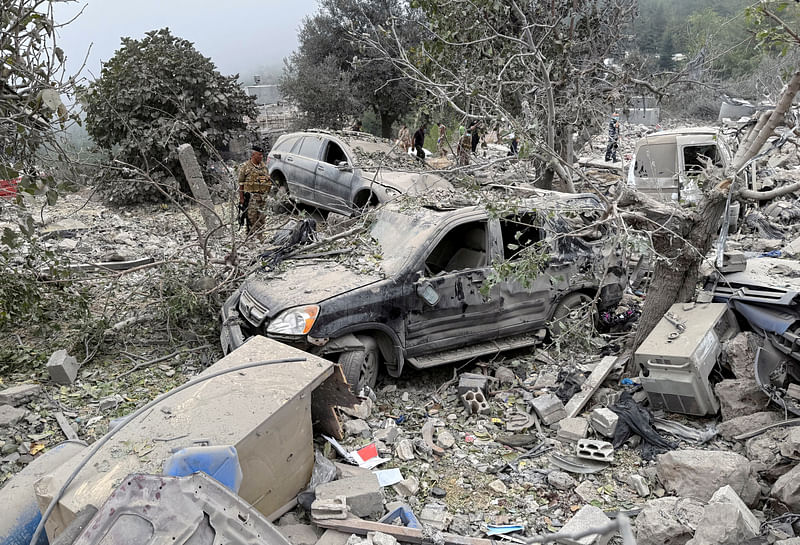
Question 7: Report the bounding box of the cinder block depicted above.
[0,383,41,406]
[461,389,489,414]
[558,505,612,545]
[557,417,589,443]
[46,350,79,385]
[315,473,383,518]
[458,373,489,396]
[532,394,566,425]
[576,439,614,462]
[589,408,618,438]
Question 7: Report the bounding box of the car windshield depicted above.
[369,208,438,275]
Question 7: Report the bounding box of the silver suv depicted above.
[267,130,453,216]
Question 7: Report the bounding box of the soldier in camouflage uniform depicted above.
[238,145,272,235]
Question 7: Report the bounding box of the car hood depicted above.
[362,170,454,195]
[241,261,382,318]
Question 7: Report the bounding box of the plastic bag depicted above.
[298,450,338,509]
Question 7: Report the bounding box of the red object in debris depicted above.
[355,442,378,461]
[464,435,475,443]
[0,177,20,199]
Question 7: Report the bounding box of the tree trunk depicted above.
[379,112,396,139]
[629,191,728,371]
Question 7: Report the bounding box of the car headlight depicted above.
[266,305,319,335]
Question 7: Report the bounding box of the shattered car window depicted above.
[369,209,434,276]
[425,221,487,274]
[683,144,723,174]
[634,142,677,178]
[500,214,542,260]
[298,136,324,159]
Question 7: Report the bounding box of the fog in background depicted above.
[53,0,319,84]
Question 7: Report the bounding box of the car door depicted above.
[405,219,500,356]
[491,212,555,337]
[288,135,325,204]
[314,138,357,215]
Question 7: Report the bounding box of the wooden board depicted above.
[311,365,360,440]
[314,517,494,545]
[564,356,620,418]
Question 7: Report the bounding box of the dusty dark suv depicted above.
[220,191,626,391]
[266,130,453,216]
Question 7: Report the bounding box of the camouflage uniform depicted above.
[238,160,272,233]
[457,132,472,166]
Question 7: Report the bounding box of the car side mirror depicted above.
[336,161,352,171]
[416,281,440,306]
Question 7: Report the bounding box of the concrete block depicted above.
[458,373,489,396]
[0,383,41,406]
[419,504,451,531]
[558,505,611,545]
[311,495,349,520]
[280,523,320,545]
[334,462,372,480]
[714,379,770,421]
[589,408,618,438]
[709,485,759,536]
[394,439,414,461]
[771,463,800,511]
[627,474,650,497]
[532,394,566,425]
[717,411,781,440]
[392,476,419,497]
[46,350,79,385]
[316,530,351,545]
[461,389,489,414]
[315,473,383,518]
[0,405,30,428]
[373,426,399,444]
[343,419,371,438]
[557,417,589,443]
[635,497,705,545]
[576,439,613,462]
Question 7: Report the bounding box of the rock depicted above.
[392,476,419,497]
[574,480,602,504]
[370,532,397,545]
[343,419,371,439]
[46,349,80,385]
[708,485,759,536]
[279,524,320,545]
[533,373,558,390]
[98,394,123,411]
[589,407,618,438]
[395,439,414,461]
[556,417,589,443]
[779,427,800,459]
[488,479,508,494]
[722,332,761,379]
[436,429,456,449]
[635,497,705,545]
[745,429,786,468]
[686,501,758,545]
[373,426,399,445]
[341,398,374,420]
[315,473,383,518]
[656,450,760,506]
[0,384,41,407]
[771,462,800,511]
[334,462,373,480]
[532,394,566,425]
[628,474,650,497]
[558,505,611,545]
[450,514,471,535]
[547,471,576,491]
[431,486,447,498]
[419,504,451,531]
[714,379,770,421]
[494,366,516,387]
[717,411,781,440]
[776,539,800,545]
[0,405,30,428]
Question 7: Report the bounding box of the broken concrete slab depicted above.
[343,419,371,439]
[334,462,373,480]
[717,411,781,440]
[418,504,451,531]
[656,449,760,506]
[556,417,588,443]
[316,529,352,545]
[0,405,30,428]
[556,505,611,545]
[722,332,761,380]
[564,356,618,418]
[779,427,800,459]
[588,407,618,438]
[714,379,770,421]
[0,384,41,407]
[394,439,414,461]
[634,497,705,545]
[280,523,321,545]
[685,501,758,545]
[392,476,419,497]
[708,485,759,536]
[46,350,79,386]
[546,471,576,491]
[532,394,566,425]
[628,474,650,497]
[315,473,383,518]
[770,462,800,511]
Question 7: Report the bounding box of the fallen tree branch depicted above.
[116,344,212,379]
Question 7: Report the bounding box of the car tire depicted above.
[338,335,379,394]
[550,292,595,338]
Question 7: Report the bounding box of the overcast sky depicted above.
[53,0,319,83]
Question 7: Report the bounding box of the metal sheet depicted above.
[733,301,797,335]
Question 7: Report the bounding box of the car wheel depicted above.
[338,335,379,394]
[550,292,595,338]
